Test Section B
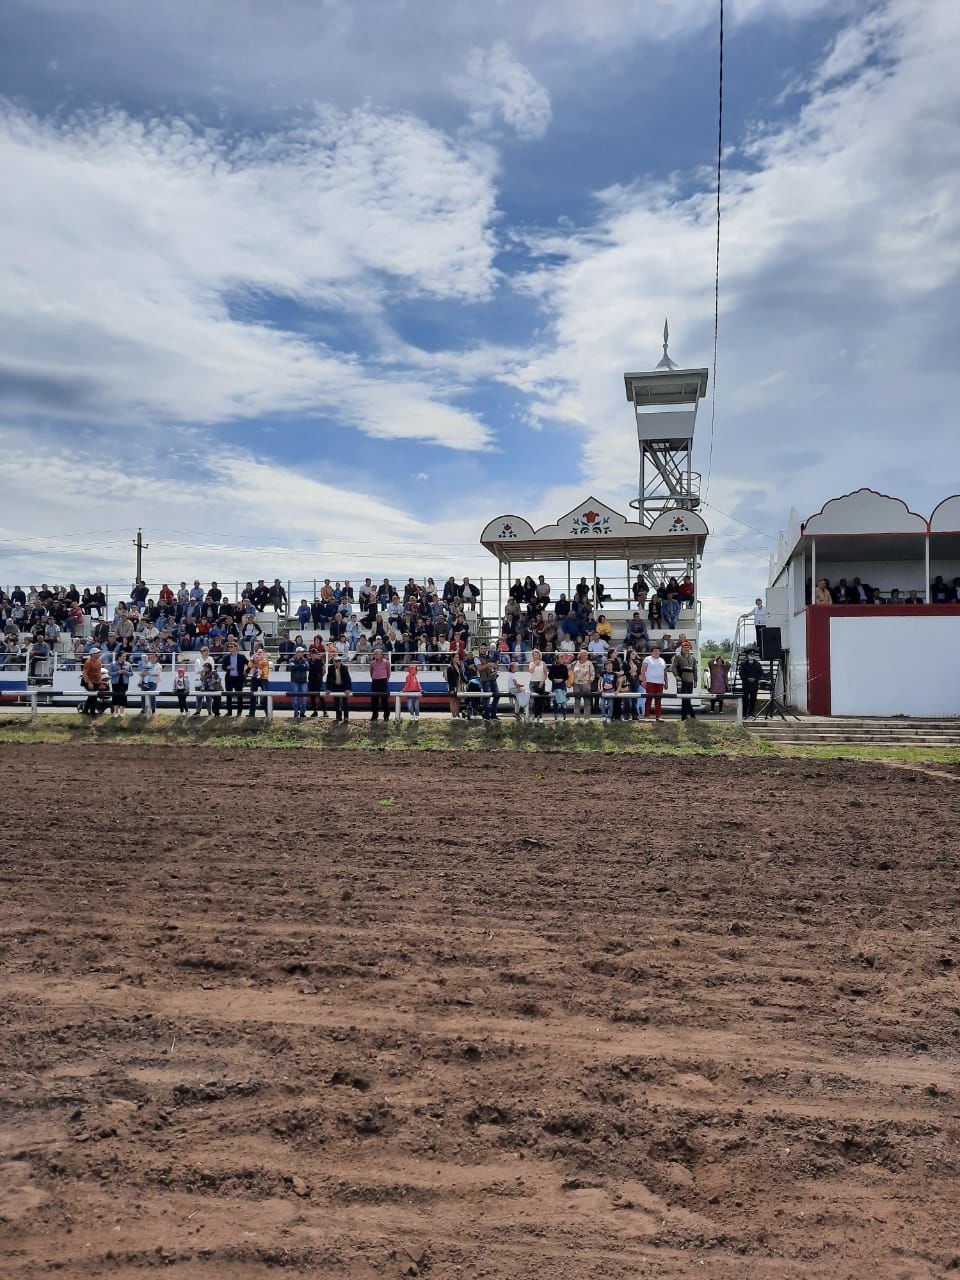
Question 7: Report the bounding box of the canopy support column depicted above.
[810,539,816,605]
[924,534,930,602]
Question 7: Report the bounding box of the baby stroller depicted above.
[79,674,111,717]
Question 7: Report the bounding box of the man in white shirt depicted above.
[751,598,767,647]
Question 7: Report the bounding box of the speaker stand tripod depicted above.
[753,659,799,722]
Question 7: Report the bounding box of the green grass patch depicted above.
[0,713,954,764]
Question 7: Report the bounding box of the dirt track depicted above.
[1,745,959,1279]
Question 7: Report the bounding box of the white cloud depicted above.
[454,43,553,140]
[0,103,498,448]
[510,0,960,543]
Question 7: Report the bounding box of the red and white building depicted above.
[766,489,960,716]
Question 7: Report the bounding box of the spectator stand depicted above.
[480,494,708,667]
[762,488,960,716]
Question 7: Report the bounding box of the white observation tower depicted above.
[624,321,709,526]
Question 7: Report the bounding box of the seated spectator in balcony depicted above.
[521,575,537,605]
[631,573,649,608]
[647,593,663,628]
[587,632,609,663]
[535,575,551,607]
[830,578,849,604]
[241,616,262,653]
[251,579,270,611]
[814,578,832,604]
[558,634,576,658]
[846,577,872,603]
[269,579,287,613]
[930,575,950,603]
[678,576,695,607]
[277,632,295,667]
[572,577,590,605]
[625,612,649,651]
[888,588,902,603]
[296,599,312,629]
[329,612,348,641]
[461,577,480,605]
[595,580,610,605]
[553,593,571,619]
[158,584,175,608]
[595,614,612,641]
[560,610,583,645]
[867,587,884,605]
[28,637,51,679]
[952,577,960,602]
[65,602,85,636]
[662,593,681,630]
[905,589,922,604]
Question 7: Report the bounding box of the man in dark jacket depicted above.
[221,639,248,716]
[739,652,764,717]
[326,656,353,722]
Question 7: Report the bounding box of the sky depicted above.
[1,0,958,638]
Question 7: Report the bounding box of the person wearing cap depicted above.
[81,647,103,716]
[288,646,309,720]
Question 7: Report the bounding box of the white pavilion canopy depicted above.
[480,497,708,566]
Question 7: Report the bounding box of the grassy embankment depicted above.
[1,713,958,764]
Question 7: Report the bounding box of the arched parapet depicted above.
[802,488,927,536]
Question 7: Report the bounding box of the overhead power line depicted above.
[703,0,724,504]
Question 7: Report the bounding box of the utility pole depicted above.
[133,528,149,582]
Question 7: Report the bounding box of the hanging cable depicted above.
[703,0,724,503]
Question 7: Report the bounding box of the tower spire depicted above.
[655,317,678,371]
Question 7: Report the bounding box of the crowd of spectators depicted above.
[812,575,960,605]
[0,574,488,675]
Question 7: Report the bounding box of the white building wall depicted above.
[830,615,960,716]
[783,551,808,711]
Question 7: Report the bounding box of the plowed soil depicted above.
[1,744,959,1279]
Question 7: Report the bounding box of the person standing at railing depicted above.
[599,661,619,723]
[138,651,161,716]
[445,653,464,717]
[306,641,326,716]
[247,645,270,717]
[289,648,309,720]
[80,647,103,715]
[527,649,549,723]
[570,649,594,720]
[671,640,698,722]
[707,655,730,714]
[326,656,352,722]
[221,639,248,716]
[369,647,392,721]
[109,652,133,715]
[641,646,667,723]
[402,665,423,721]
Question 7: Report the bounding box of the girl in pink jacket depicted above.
[402,665,423,721]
